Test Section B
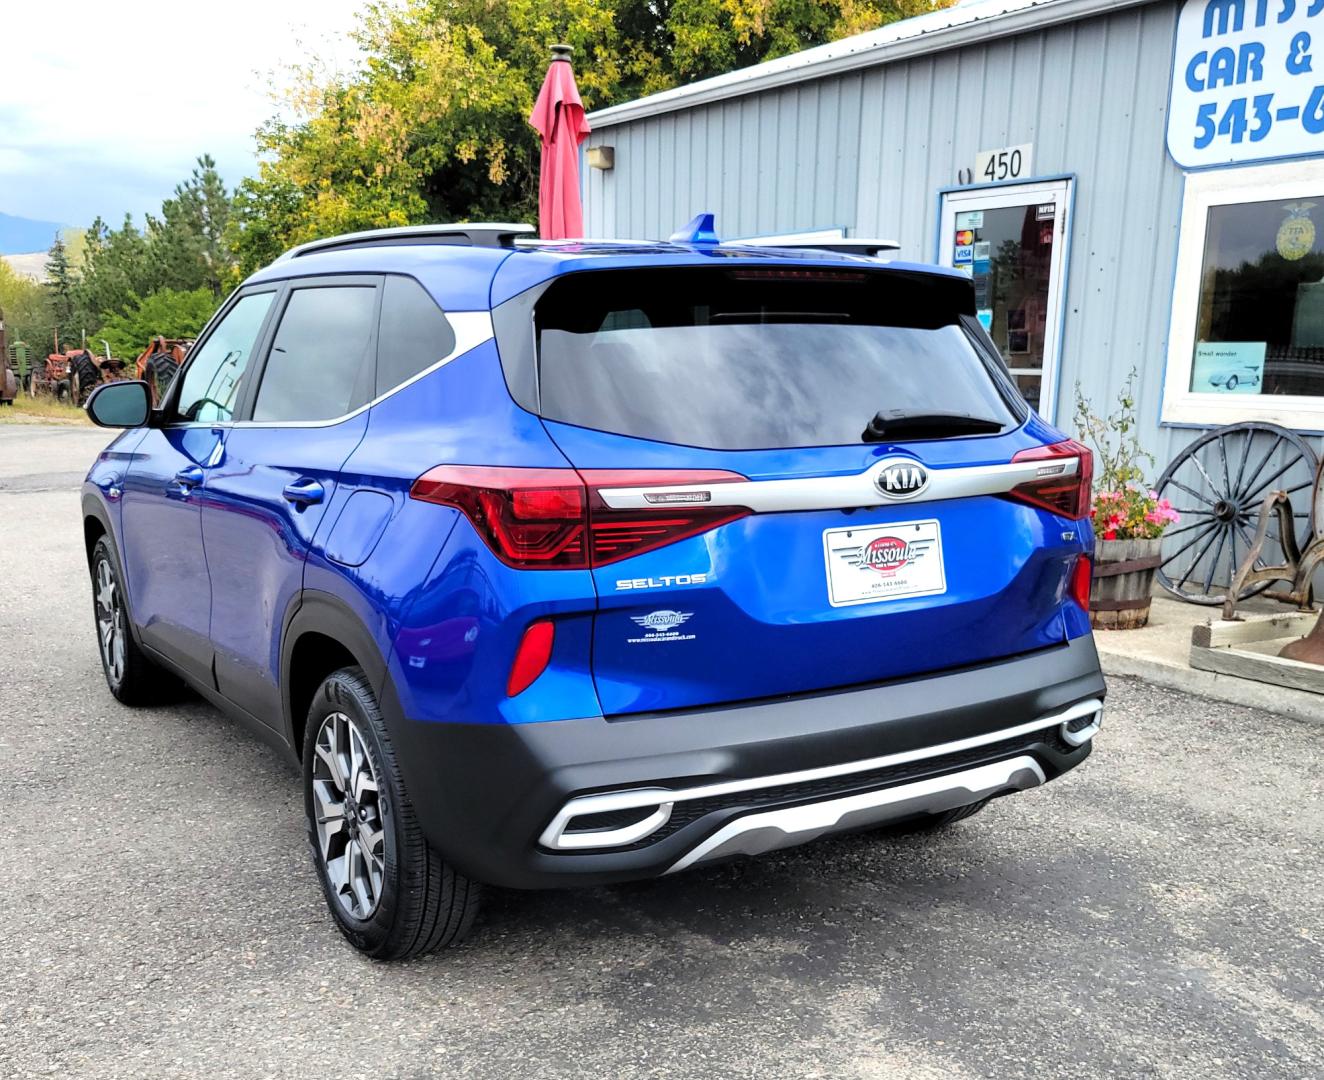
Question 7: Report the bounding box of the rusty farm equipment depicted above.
[134,337,192,404]
[33,340,130,404]
[0,308,15,405]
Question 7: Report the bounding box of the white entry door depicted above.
[938,179,1072,420]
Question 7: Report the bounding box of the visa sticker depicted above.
[953,244,973,263]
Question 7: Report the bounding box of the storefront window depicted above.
[1163,162,1324,429]
[1190,196,1324,398]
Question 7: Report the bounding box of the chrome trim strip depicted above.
[539,698,1103,851]
[540,799,675,851]
[227,311,493,430]
[667,755,1047,873]
[594,455,1079,514]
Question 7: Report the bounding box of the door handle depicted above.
[173,465,204,492]
[283,478,325,506]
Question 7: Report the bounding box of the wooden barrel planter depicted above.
[1090,537,1164,630]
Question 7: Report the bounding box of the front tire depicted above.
[89,535,179,705]
[303,667,480,959]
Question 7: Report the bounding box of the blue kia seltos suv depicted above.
[81,220,1105,959]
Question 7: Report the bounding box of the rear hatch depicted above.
[527,264,1091,716]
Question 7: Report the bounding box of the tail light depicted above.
[1006,440,1093,519]
[1069,555,1093,610]
[508,619,555,696]
[410,466,749,568]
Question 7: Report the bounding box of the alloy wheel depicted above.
[312,711,387,920]
[94,557,126,687]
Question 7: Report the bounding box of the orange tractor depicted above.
[34,340,129,404]
[134,337,193,404]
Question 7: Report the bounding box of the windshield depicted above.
[535,268,1020,450]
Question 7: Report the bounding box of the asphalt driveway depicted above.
[1,424,1321,1079]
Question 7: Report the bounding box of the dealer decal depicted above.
[627,610,696,644]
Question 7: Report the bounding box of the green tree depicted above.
[149,154,236,297]
[44,235,78,352]
[75,214,158,330]
[97,288,218,359]
[73,156,239,344]
[0,259,54,350]
[231,0,951,272]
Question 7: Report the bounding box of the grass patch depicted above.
[0,392,91,424]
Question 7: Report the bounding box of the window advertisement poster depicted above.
[1191,341,1267,392]
[1169,0,1324,168]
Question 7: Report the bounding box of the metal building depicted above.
[581,0,1324,472]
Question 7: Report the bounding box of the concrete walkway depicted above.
[1096,595,1324,727]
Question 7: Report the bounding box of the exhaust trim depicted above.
[538,698,1102,852]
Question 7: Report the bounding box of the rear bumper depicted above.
[385,635,1106,889]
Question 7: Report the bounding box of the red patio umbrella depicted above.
[529,44,591,240]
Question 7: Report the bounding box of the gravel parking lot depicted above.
[2,423,1321,1079]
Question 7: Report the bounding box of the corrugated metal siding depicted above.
[585,76,864,242]
[582,0,1308,471]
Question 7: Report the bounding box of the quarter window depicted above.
[174,292,273,423]
[252,286,377,423]
[375,276,456,396]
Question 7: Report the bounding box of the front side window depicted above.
[1189,196,1324,398]
[174,292,272,423]
[252,286,377,423]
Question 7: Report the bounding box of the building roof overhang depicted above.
[587,0,1158,129]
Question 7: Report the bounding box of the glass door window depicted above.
[938,179,1072,419]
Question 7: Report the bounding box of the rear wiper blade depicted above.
[861,410,1005,442]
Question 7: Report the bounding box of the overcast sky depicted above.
[1,0,364,228]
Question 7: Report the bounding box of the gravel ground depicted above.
[1,425,1321,1079]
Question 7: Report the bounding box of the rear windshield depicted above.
[535,268,1021,450]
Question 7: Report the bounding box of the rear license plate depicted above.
[822,519,947,607]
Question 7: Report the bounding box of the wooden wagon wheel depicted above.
[1154,422,1318,605]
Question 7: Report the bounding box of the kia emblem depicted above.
[875,459,929,499]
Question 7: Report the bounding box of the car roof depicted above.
[243,236,968,312]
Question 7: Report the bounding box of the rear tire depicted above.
[89,535,181,705]
[303,666,480,959]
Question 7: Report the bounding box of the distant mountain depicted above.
[0,212,65,256]
[2,252,48,281]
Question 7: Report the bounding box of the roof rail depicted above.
[272,223,537,264]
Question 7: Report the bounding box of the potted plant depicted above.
[1074,370,1180,629]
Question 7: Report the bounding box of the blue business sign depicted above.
[1169,0,1324,167]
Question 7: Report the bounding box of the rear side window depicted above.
[535,268,1021,450]
[375,276,456,396]
[253,286,376,423]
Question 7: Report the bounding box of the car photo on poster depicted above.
[1207,365,1263,392]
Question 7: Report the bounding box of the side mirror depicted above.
[85,380,152,428]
